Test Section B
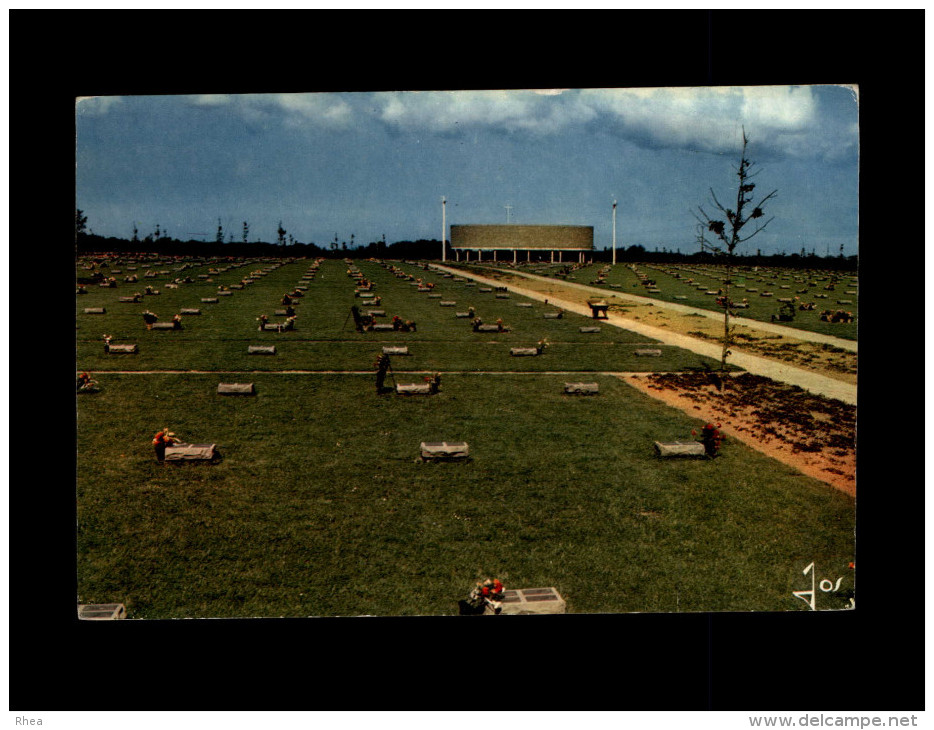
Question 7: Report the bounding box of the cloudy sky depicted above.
[75,85,859,255]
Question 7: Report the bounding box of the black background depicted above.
[12,9,921,712]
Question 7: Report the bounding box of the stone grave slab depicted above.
[476,324,501,332]
[417,287,432,292]
[198,274,209,279]
[230,284,244,290]
[217,291,233,296]
[396,383,432,395]
[83,307,106,314]
[439,301,456,306]
[420,441,469,461]
[778,298,793,303]
[845,290,857,295]
[516,302,533,308]
[465,282,477,287]
[479,287,493,293]
[367,310,386,317]
[510,347,539,356]
[837,300,853,305]
[107,344,138,354]
[496,293,510,299]
[217,383,255,395]
[543,312,562,319]
[579,326,601,333]
[78,603,126,620]
[164,443,218,462]
[635,348,663,357]
[248,345,276,355]
[497,587,566,615]
[455,312,472,318]
[372,324,395,331]
[564,382,599,395]
[674,295,687,300]
[654,441,706,458]
[180,308,201,315]
[382,346,409,355]
[151,322,177,330]
[760,292,773,297]
[274,310,292,316]
[428,294,442,299]
[201,298,219,303]
[119,296,139,303]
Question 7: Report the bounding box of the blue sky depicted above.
[75,86,859,255]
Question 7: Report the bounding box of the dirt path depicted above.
[434,264,857,405]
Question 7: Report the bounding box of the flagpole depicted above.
[612,200,617,265]
[442,196,447,262]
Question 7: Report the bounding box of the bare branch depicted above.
[709,188,728,213]
[737,216,776,243]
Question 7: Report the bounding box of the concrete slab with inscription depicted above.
[217,383,255,395]
[496,587,566,615]
[654,441,706,458]
[78,603,126,620]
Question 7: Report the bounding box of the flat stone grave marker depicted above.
[230,284,244,290]
[780,285,790,289]
[674,295,687,300]
[367,310,386,317]
[382,346,409,355]
[579,326,601,333]
[845,290,857,295]
[78,603,126,620]
[564,382,599,395]
[119,296,139,303]
[647,288,661,293]
[837,299,853,305]
[543,312,562,319]
[217,291,233,296]
[455,312,473,318]
[217,383,255,395]
[479,287,493,293]
[108,344,138,354]
[760,292,773,297]
[439,301,456,306]
[609,284,622,289]
[84,307,106,314]
[151,322,177,330]
[705,290,718,295]
[274,310,292,316]
[496,293,510,299]
[248,345,276,355]
[201,298,219,303]
[510,347,539,356]
[181,308,201,315]
[428,294,442,299]
[777,297,793,303]
[420,441,469,461]
[476,324,501,332]
[654,441,706,458]
[465,282,477,287]
[516,302,533,307]
[198,274,209,279]
[417,287,432,292]
[498,587,566,615]
[372,323,395,331]
[165,443,218,462]
[396,383,432,395]
[634,348,663,357]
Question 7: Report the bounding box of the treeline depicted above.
[75,232,445,260]
[75,233,858,271]
[592,245,858,271]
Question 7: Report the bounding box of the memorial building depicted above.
[449,224,593,263]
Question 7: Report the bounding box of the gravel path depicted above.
[434,264,857,405]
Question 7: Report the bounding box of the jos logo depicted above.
[792,562,849,611]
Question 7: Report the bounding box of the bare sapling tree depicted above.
[695,127,777,374]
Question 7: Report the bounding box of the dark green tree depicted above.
[277,221,287,247]
[75,209,88,235]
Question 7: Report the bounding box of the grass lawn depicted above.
[76,256,854,618]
